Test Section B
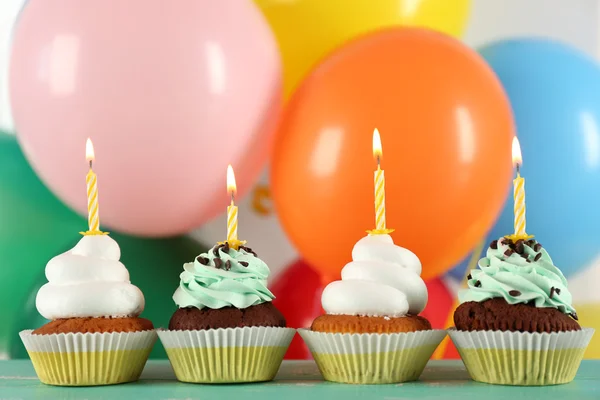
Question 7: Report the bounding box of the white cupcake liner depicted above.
[158,326,295,383]
[299,329,446,384]
[448,328,595,385]
[20,329,157,386]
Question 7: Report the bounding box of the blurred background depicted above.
[2,0,600,360]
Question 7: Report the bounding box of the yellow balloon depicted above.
[255,0,471,98]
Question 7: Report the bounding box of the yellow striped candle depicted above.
[512,137,527,238]
[85,138,100,233]
[374,165,386,231]
[367,128,394,235]
[226,165,238,243]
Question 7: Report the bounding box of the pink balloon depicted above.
[9,0,281,236]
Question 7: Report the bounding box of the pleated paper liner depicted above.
[158,326,295,383]
[298,328,446,384]
[448,327,595,386]
[20,329,157,386]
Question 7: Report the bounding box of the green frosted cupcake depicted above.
[158,242,294,383]
[449,236,594,386]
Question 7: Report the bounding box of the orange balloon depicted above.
[271,28,514,281]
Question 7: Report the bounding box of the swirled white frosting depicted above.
[36,235,145,320]
[321,234,427,317]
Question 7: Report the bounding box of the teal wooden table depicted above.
[1,360,599,400]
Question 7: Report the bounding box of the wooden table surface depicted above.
[0,360,598,399]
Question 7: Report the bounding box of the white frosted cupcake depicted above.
[158,241,295,383]
[299,234,446,384]
[20,234,157,386]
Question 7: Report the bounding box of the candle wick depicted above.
[516,163,520,175]
[89,160,93,169]
[230,192,235,206]
[376,155,381,169]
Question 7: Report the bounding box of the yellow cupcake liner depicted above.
[299,328,446,384]
[448,328,595,386]
[158,326,295,383]
[20,330,157,386]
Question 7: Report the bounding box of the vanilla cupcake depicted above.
[20,234,157,386]
[299,234,446,384]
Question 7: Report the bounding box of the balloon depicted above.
[0,135,207,358]
[421,277,454,330]
[10,0,282,237]
[255,0,471,98]
[271,259,324,359]
[271,28,514,281]
[477,38,600,276]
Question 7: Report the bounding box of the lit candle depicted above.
[368,129,394,235]
[510,137,531,240]
[226,165,238,243]
[81,138,106,235]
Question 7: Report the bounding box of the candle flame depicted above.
[227,164,237,195]
[372,128,382,160]
[512,136,522,167]
[85,138,95,162]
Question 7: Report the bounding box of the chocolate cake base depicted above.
[33,316,154,335]
[454,298,580,333]
[169,302,286,331]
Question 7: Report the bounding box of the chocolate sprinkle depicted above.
[196,256,209,265]
[213,245,223,257]
[533,243,542,252]
[534,252,542,262]
[213,258,223,269]
[224,260,232,271]
[509,290,521,296]
[526,259,531,263]
[550,287,561,299]
[239,261,249,267]
[474,280,481,288]
[239,246,257,257]
[490,240,498,249]
[500,238,509,245]
[467,274,472,280]
[556,288,561,295]
[504,249,514,257]
[222,242,230,254]
[526,239,536,247]
[514,239,525,254]
[571,312,579,321]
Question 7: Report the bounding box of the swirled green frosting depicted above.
[173,244,274,309]
[458,237,576,315]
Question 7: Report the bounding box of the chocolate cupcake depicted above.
[449,237,594,386]
[158,242,294,383]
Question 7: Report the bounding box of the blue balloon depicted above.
[459,38,600,277]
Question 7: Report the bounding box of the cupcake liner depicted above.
[298,329,446,384]
[158,326,295,383]
[448,327,595,386]
[20,329,157,386]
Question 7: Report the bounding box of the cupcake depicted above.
[158,241,295,383]
[299,234,446,384]
[20,234,157,386]
[449,236,595,385]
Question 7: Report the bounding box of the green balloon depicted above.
[0,135,207,358]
